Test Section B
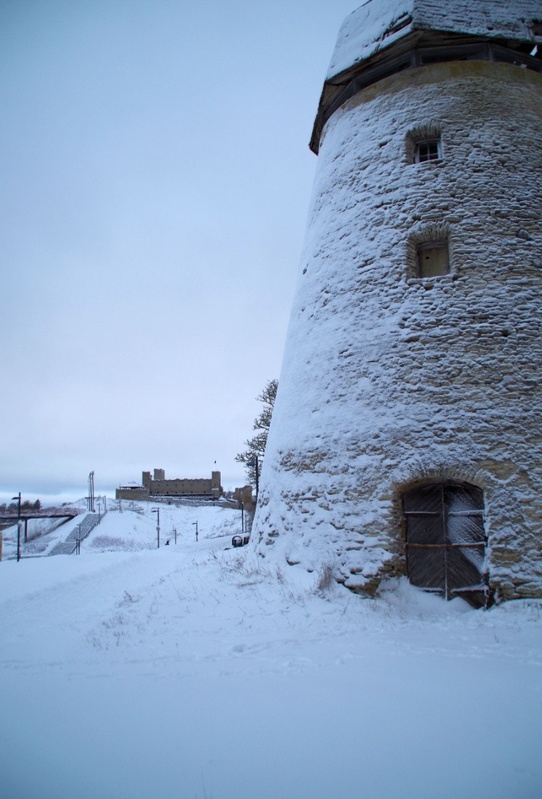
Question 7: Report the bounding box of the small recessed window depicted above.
[415,139,441,163]
[531,20,542,36]
[417,241,449,277]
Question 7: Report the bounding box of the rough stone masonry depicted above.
[253,0,542,603]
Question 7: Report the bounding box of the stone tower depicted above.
[254,0,542,604]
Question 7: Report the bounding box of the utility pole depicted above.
[11,492,21,562]
[88,471,95,513]
[152,508,160,548]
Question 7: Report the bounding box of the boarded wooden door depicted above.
[403,482,487,607]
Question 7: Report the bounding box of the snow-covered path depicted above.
[0,504,540,799]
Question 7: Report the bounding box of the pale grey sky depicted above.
[0,0,356,502]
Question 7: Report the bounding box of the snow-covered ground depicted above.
[0,502,541,799]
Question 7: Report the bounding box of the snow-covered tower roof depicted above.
[311,0,542,151]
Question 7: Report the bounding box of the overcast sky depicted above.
[0,0,356,502]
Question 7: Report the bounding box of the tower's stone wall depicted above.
[254,58,542,600]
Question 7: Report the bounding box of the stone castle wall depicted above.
[254,60,542,600]
[116,470,223,500]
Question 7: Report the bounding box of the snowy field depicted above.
[0,501,541,799]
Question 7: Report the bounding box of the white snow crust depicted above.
[328,0,542,78]
[1,502,541,799]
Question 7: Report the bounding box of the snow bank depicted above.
[0,505,541,798]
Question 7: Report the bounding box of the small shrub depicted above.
[90,535,125,550]
[316,563,335,592]
[275,565,285,584]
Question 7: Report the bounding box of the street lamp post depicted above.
[152,508,160,549]
[249,455,260,502]
[11,493,21,562]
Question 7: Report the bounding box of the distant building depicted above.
[234,485,254,509]
[116,468,223,500]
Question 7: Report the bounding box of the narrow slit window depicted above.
[415,139,441,163]
[417,241,449,277]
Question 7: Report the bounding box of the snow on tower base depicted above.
[253,0,542,605]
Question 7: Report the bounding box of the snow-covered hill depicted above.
[0,502,540,799]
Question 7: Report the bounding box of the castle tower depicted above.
[254,0,542,604]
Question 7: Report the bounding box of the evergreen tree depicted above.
[236,379,278,487]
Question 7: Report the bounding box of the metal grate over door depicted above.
[403,483,487,607]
